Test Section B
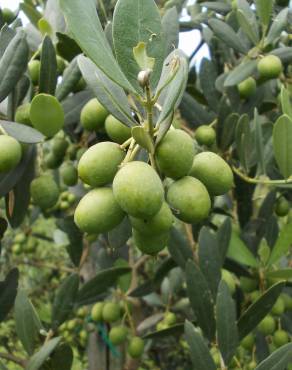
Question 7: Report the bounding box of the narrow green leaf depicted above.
[144,321,185,339]
[208,18,248,54]
[268,222,292,265]
[227,231,259,268]
[255,343,292,370]
[0,121,44,143]
[235,114,253,173]
[199,58,220,112]
[56,32,82,62]
[15,290,42,355]
[112,0,165,91]
[39,35,57,95]
[270,47,292,63]
[237,282,285,340]
[272,114,292,179]
[266,269,292,280]
[59,0,135,93]
[51,274,79,330]
[184,321,216,370]
[198,227,221,297]
[217,218,232,264]
[0,25,15,58]
[0,268,19,322]
[0,30,29,102]
[131,126,154,153]
[56,56,81,101]
[224,60,257,87]
[200,2,231,13]
[78,55,135,127]
[162,7,179,57]
[19,3,42,27]
[237,9,259,45]
[185,260,216,341]
[219,113,239,151]
[26,337,61,370]
[51,344,73,370]
[255,0,273,28]
[254,109,265,174]
[108,217,132,249]
[266,8,289,45]
[77,267,131,305]
[216,281,239,365]
[280,87,292,120]
[167,227,193,269]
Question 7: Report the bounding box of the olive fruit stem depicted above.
[122,138,136,164]
[120,137,133,150]
[232,166,292,186]
[145,85,154,137]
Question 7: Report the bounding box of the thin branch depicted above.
[0,352,26,367]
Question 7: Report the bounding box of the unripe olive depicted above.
[0,135,22,172]
[130,202,173,235]
[80,98,108,132]
[164,312,176,326]
[127,337,144,358]
[273,329,289,347]
[109,326,128,345]
[105,115,131,144]
[241,333,255,350]
[275,197,290,217]
[28,60,40,85]
[30,175,59,210]
[60,163,78,187]
[282,293,292,311]
[189,152,234,196]
[133,229,169,255]
[78,142,125,187]
[155,129,195,179]
[222,269,236,294]
[72,77,86,93]
[113,161,164,219]
[257,55,283,79]
[194,125,216,147]
[12,243,22,255]
[14,233,26,244]
[91,302,104,322]
[240,277,257,293]
[67,193,77,204]
[76,307,87,318]
[15,103,31,126]
[257,315,276,335]
[74,188,125,234]
[45,153,63,169]
[59,200,69,211]
[247,361,257,370]
[271,296,285,316]
[30,94,64,137]
[156,321,168,331]
[76,148,87,161]
[237,77,257,99]
[52,138,69,159]
[67,144,78,160]
[102,302,121,323]
[166,176,211,223]
[2,8,15,24]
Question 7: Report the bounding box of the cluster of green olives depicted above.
[11,232,39,255]
[74,99,234,255]
[59,307,89,348]
[90,301,144,359]
[156,311,177,331]
[237,55,283,99]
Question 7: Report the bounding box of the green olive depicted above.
[0,135,22,172]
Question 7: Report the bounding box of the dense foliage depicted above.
[0,0,292,369]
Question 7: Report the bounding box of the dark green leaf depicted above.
[237,282,285,340]
[266,269,292,280]
[167,227,193,269]
[0,25,15,58]
[237,10,259,45]
[272,114,292,179]
[0,30,29,103]
[77,267,131,305]
[56,32,82,62]
[14,290,42,355]
[56,56,81,101]
[255,343,292,370]
[51,274,79,330]
[266,8,289,45]
[112,0,164,91]
[144,321,185,339]
[268,222,292,265]
[0,268,19,322]
[199,58,219,112]
[224,60,257,87]
[162,7,179,57]
[227,231,259,268]
[59,0,135,93]
[216,281,238,365]
[62,90,92,128]
[5,146,36,228]
[201,2,231,13]
[26,337,62,370]
[180,92,215,126]
[235,113,253,173]
[208,18,248,54]
[219,113,239,151]
[51,344,73,370]
[270,47,292,63]
[254,109,265,174]
[57,216,83,267]
[198,227,221,297]
[217,218,232,264]
[185,260,216,341]
[184,320,216,370]
[280,87,292,120]
[255,0,273,27]
[78,55,135,127]
[0,121,44,143]
[39,35,57,95]
[108,217,132,249]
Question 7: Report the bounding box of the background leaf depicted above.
[268,222,292,265]
[0,121,44,143]
[0,268,19,322]
[26,337,61,370]
[255,0,273,28]
[39,35,58,95]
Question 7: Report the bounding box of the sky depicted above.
[0,0,207,64]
